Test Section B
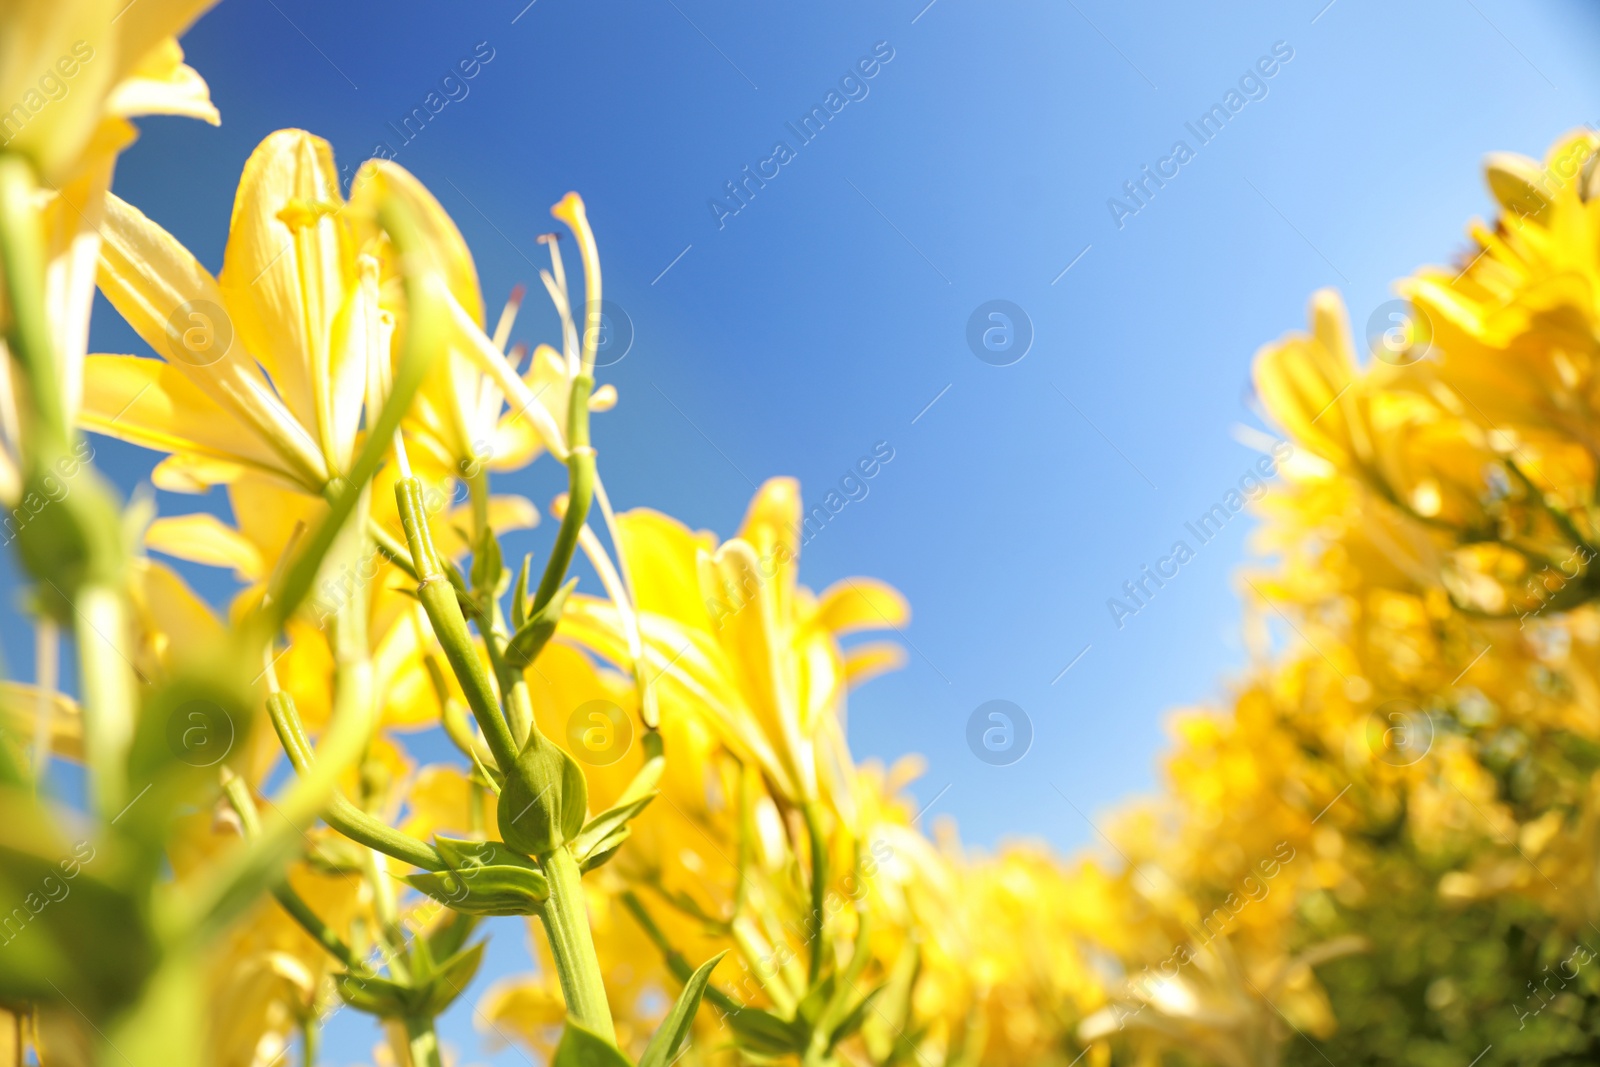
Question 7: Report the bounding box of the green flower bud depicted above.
[497,732,588,856]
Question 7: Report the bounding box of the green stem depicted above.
[76,585,135,820]
[178,599,380,946]
[0,153,132,820]
[314,483,420,585]
[266,691,446,871]
[538,845,615,1041]
[802,802,828,984]
[532,372,594,612]
[482,608,535,749]
[402,1013,442,1067]
[395,477,519,773]
[300,1014,319,1067]
[221,774,366,973]
[0,154,66,455]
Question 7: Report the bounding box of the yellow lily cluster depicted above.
[0,8,1105,1059]
[11,3,1600,1065]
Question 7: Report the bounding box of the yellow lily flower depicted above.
[0,0,222,501]
[346,163,612,483]
[561,476,908,814]
[0,0,219,185]
[82,128,385,493]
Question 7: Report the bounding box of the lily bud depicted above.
[496,731,588,856]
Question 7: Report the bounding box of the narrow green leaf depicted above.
[420,941,486,1016]
[639,951,726,1067]
[826,983,884,1051]
[616,755,665,806]
[573,792,658,860]
[426,910,479,962]
[552,1017,635,1067]
[335,972,412,1017]
[725,1007,810,1056]
[504,576,578,669]
[511,553,533,629]
[470,524,503,600]
[577,826,632,874]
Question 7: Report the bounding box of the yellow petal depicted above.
[97,191,326,484]
[842,641,908,686]
[349,159,484,324]
[128,557,223,675]
[737,477,802,618]
[43,156,115,424]
[488,410,544,472]
[108,0,220,87]
[0,0,122,182]
[813,578,910,635]
[226,476,328,587]
[0,682,81,761]
[146,513,265,581]
[326,255,386,470]
[219,129,350,463]
[150,452,249,493]
[103,39,218,124]
[79,354,304,485]
[614,507,718,628]
[1252,290,1368,468]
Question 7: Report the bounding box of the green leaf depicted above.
[573,792,658,860]
[403,864,549,916]
[573,756,663,871]
[334,942,486,1018]
[0,810,152,1016]
[552,1017,635,1067]
[617,755,666,806]
[433,835,535,873]
[419,941,486,1016]
[511,553,533,629]
[795,974,836,1029]
[335,972,413,1017]
[505,576,578,669]
[577,825,632,874]
[470,524,503,600]
[726,1006,810,1056]
[497,732,588,856]
[639,951,726,1067]
[827,983,884,1051]
[426,910,479,962]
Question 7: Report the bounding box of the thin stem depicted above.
[0,154,132,820]
[300,1014,319,1067]
[395,477,519,772]
[30,619,58,792]
[531,373,594,613]
[221,773,366,973]
[0,154,66,455]
[76,584,135,820]
[266,691,446,872]
[537,845,615,1041]
[363,842,411,984]
[178,596,381,946]
[802,801,828,984]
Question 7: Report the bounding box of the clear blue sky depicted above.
[7,0,1600,1061]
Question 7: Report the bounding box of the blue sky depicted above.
[9,0,1600,1061]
